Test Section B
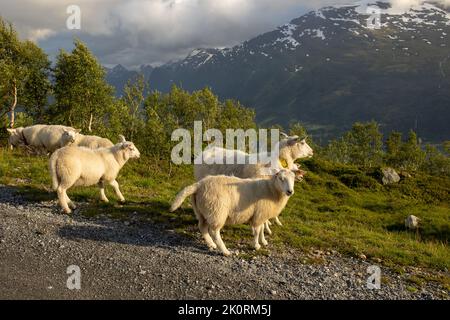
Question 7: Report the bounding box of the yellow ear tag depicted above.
[279,159,288,169]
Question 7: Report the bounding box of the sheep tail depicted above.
[170,182,200,212]
[49,151,59,191]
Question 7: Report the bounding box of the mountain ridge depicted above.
[106,1,450,142]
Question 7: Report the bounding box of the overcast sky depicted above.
[1,0,449,68]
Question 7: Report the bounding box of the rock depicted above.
[381,167,401,185]
[399,170,412,178]
[405,215,420,230]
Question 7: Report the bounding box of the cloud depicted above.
[1,0,449,67]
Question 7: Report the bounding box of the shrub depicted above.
[339,173,381,190]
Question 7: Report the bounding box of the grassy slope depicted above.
[0,147,449,285]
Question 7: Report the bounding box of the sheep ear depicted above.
[121,141,131,149]
[280,132,289,139]
[287,136,299,146]
[6,128,16,135]
[75,129,81,133]
[118,135,126,143]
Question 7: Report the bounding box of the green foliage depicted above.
[338,173,381,190]
[422,144,450,177]
[53,39,119,138]
[323,121,384,167]
[141,85,256,159]
[385,131,426,172]
[119,74,147,142]
[0,17,51,126]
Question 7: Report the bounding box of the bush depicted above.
[339,173,381,190]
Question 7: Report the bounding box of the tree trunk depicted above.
[88,113,93,132]
[9,83,17,128]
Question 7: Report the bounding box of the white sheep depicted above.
[7,125,80,153]
[60,130,115,149]
[49,137,140,214]
[194,135,313,233]
[194,135,313,181]
[170,169,296,256]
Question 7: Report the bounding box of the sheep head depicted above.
[6,127,25,149]
[273,169,296,197]
[119,141,141,160]
[287,136,314,159]
[61,128,81,146]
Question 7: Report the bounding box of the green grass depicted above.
[1,148,449,277]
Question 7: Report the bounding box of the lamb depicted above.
[170,169,296,256]
[49,137,140,214]
[60,130,115,149]
[7,125,80,153]
[194,134,313,232]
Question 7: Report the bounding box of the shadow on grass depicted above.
[386,223,450,244]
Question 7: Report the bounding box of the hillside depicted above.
[107,1,450,143]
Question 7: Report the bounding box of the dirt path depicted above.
[0,185,447,300]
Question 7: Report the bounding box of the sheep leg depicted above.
[212,228,231,256]
[110,180,125,203]
[57,187,71,214]
[199,223,217,250]
[253,225,262,251]
[65,193,76,209]
[98,181,109,203]
[275,217,283,226]
[259,225,268,246]
[264,221,272,235]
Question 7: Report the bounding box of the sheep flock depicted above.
[6,124,314,256]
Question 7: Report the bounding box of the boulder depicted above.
[381,167,400,185]
[405,215,420,230]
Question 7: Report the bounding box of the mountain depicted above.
[107,1,450,142]
[105,64,153,96]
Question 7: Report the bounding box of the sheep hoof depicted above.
[255,244,261,251]
[276,221,283,226]
[119,199,126,204]
[262,240,268,246]
[222,250,232,256]
[69,203,77,210]
[63,208,72,214]
[101,198,109,203]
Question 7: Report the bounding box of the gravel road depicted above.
[0,185,448,300]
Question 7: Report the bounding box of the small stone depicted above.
[270,290,277,295]
[359,254,367,260]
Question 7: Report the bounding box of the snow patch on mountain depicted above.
[165,1,450,69]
